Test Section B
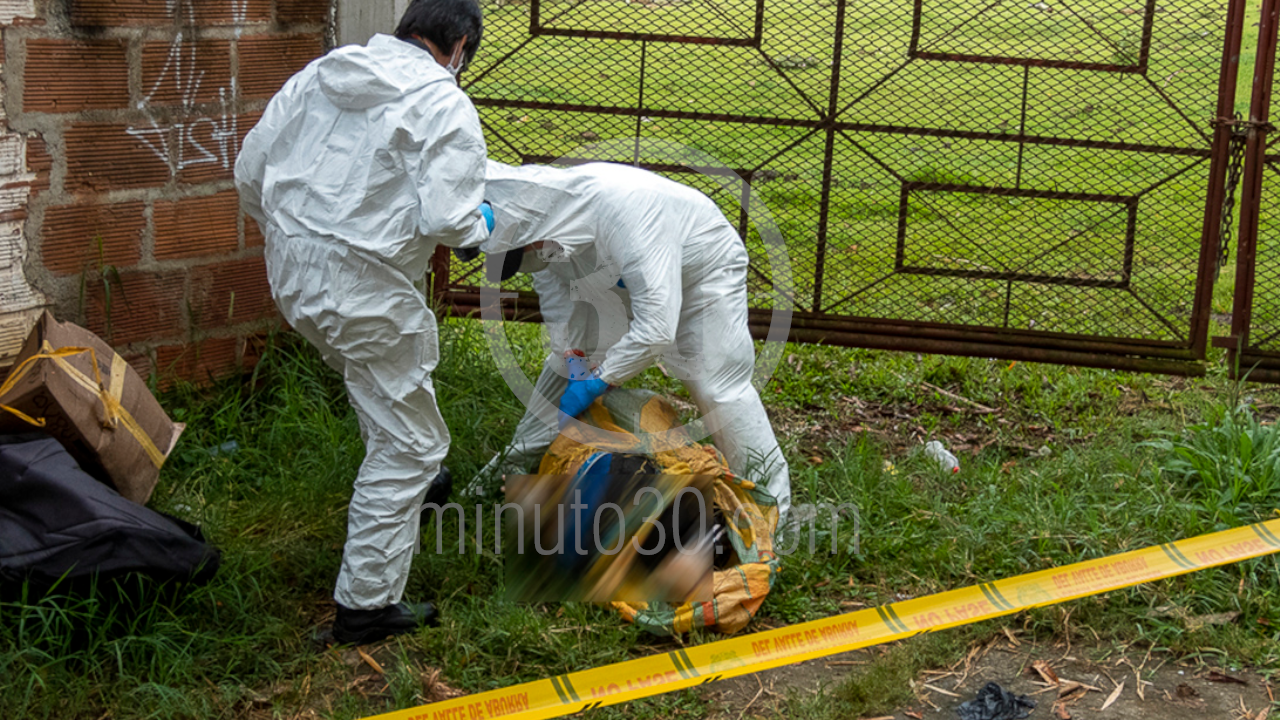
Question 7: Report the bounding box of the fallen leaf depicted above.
[1059,684,1088,703]
[357,648,384,675]
[1100,680,1124,710]
[421,667,467,702]
[923,683,961,698]
[906,712,923,720]
[1030,660,1061,685]
[1186,611,1241,631]
[1206,670,1248,685]
[1057,680,1083,698]
[1002,627,1021,647]
[1054,701,1073,719]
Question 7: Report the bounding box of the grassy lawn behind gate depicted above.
[469,0,1250,341]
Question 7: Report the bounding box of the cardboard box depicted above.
[0,311,184,504]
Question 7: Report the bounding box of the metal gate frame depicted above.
[433,0,1261,377]
[1223,0,1280,381]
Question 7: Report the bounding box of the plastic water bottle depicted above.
[924,441,960,473]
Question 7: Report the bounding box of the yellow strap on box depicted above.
[0,342,169,469]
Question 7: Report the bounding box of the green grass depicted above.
[4,318,1280,718]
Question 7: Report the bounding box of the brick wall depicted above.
[0,0,331,384]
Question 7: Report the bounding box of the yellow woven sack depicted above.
[539,389,780,635]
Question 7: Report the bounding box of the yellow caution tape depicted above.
[365,518,1280,720]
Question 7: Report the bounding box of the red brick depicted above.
[238,34,323,99]
[141,39,233,107]
[23,39,129,113]
[192,0,270,24]
[277,0,330,23]
[41,201,145,276]
[177,111,262,184]
[155,336,239,384]
[153,190,239,260]
[0,184,29,223]
[26,134,51,195]
[70,0,267,25]
[84,270,187,345]
[65,123,172,193]
[189,256,276,328]
[71,0,180,26]
[244,214,264,247]
[124,352,154,383]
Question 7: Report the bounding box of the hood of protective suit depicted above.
[482,160,598,257]
[318,34,455,110]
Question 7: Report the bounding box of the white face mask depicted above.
[443,45,465,79]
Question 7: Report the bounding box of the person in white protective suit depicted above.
[234,0,492,645]
[473,160,792,522]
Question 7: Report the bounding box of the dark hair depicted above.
[394,0,484,65]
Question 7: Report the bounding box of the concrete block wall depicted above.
[0,0,331,384]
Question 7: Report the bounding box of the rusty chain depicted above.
[1213,114,1277,278]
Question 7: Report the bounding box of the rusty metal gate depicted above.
[1223,0,1280,381]
[432,0,1263,376]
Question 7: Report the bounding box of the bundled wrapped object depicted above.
[0,312,184,504]
[537,388,780,635]
[0,433,219,600]
[505,451,717,604]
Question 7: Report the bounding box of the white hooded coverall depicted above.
[235,34,489,610]
[479,161,791,519]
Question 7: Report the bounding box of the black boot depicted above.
[333,601,439,645]
[423,466,453,509]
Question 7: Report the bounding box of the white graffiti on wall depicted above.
[126,0,248,177]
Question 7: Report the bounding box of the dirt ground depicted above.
[704,637,1276,720]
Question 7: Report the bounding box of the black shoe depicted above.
[332,601,439,645]
[423,466,453,510]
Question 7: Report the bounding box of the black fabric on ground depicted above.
[956,682,1036,720]
[0,433,219,601]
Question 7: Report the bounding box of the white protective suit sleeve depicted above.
[408,91,490,249]
[482,161,683,386]
[235,69,311,229]
[593,213,682,386]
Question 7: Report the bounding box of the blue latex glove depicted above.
[559,377,610,429]
[479,201,494,233]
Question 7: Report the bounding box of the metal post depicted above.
[1227,0,1280,370]
[1192,0,1250,359]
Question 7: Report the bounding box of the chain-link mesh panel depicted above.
[455,0,1233,359]
[1244,156,1280,353]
